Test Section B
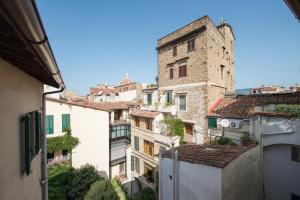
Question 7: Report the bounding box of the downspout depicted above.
[258,115,264,200]
[41,87,65,200]
[171,142,176,200]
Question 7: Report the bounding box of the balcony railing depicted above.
[141,104,176,115]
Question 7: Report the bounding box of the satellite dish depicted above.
[221,119,230,128]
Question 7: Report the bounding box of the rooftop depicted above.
[130,110,161,118]
[162,144,257,168]
[209,92,300,119]
[46,97,110,112]
[0,1,64,88]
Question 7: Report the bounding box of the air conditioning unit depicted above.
[228,119,241,129]
[220,119,241,129]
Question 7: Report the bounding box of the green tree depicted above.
[85,180,119,200]
[48,164,74,200]
[139,187,156,200]
[212,137,236,145]
[162,118,184,144]
[68,164,103,200]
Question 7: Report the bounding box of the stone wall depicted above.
[156,16,234,144]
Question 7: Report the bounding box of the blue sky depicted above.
[37,0,300,95]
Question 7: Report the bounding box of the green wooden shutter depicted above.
[35,111,42,154]
[46,115,54,134]
[62,114,70,131]
[24,114,31,176]
[208,117,217,128]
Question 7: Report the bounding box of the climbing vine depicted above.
[47,131,79,153]
[275,104,300,118]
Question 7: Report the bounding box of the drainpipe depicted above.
[174,150,179,200]
[159,150,163,200]
[171,142,176,200]
[41,87,64,200]
[257,115,264,200]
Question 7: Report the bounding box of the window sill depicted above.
[187,49,195,53]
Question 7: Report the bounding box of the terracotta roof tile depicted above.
[46,97,110,112]
[82,101,140,110]
[209,92,300,119]
[162,144,257,168]
[130,110,161,118]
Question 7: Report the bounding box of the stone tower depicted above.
[156,16,235,144]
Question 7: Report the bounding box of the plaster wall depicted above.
[0,58,43,200]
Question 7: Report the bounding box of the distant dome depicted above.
[120,73,132,85]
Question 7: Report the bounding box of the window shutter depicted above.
[169,68,174,79]
[49,115,54,134]
[46,115,54,134]
[35,111,42,154]
[62,114,70,131]
[131,156,135,171]
[24,114,31,176]
[208,118,217,128]
[183,65,187,77]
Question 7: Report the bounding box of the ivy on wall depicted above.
[275,104,300,118]
[47,132,79,153]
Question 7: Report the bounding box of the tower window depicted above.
[173,46,177,57]
[187,39,195,51]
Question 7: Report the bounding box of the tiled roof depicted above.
[162,144,257,168]
[90,87,116,95]
[46,97,110,112]
[130,110,161,118]
[209,92,300,119]
[86,101,135,110]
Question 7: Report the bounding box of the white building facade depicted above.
[252,114,300,200]
[46,98,110,178]
[159,144,262,200]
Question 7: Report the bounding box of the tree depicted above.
[85,180,119,200]
[161,118,184,144]
[68,164,103,200]
[48,164,74,200]
[212,137,236,145]
[139,187,156,200]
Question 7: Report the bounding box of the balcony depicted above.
[154,132,180,147]
[141,103,176,115]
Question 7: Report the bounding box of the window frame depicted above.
[173,46,177,57]
[46,115,54,135]
[135,157,140,174]
[165,91,173,104]
[134,136,139,151]
[178,94,187,111]
[135,117,140,127]
[144,140,154,157]
[145,118,153,131]
[147,93,152,105]
[178,65,187,78]
[187,39,195,52]
[169,67,174,79]
[61,114,70,132]
[131,156,135,171]
[184,123,194,135]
